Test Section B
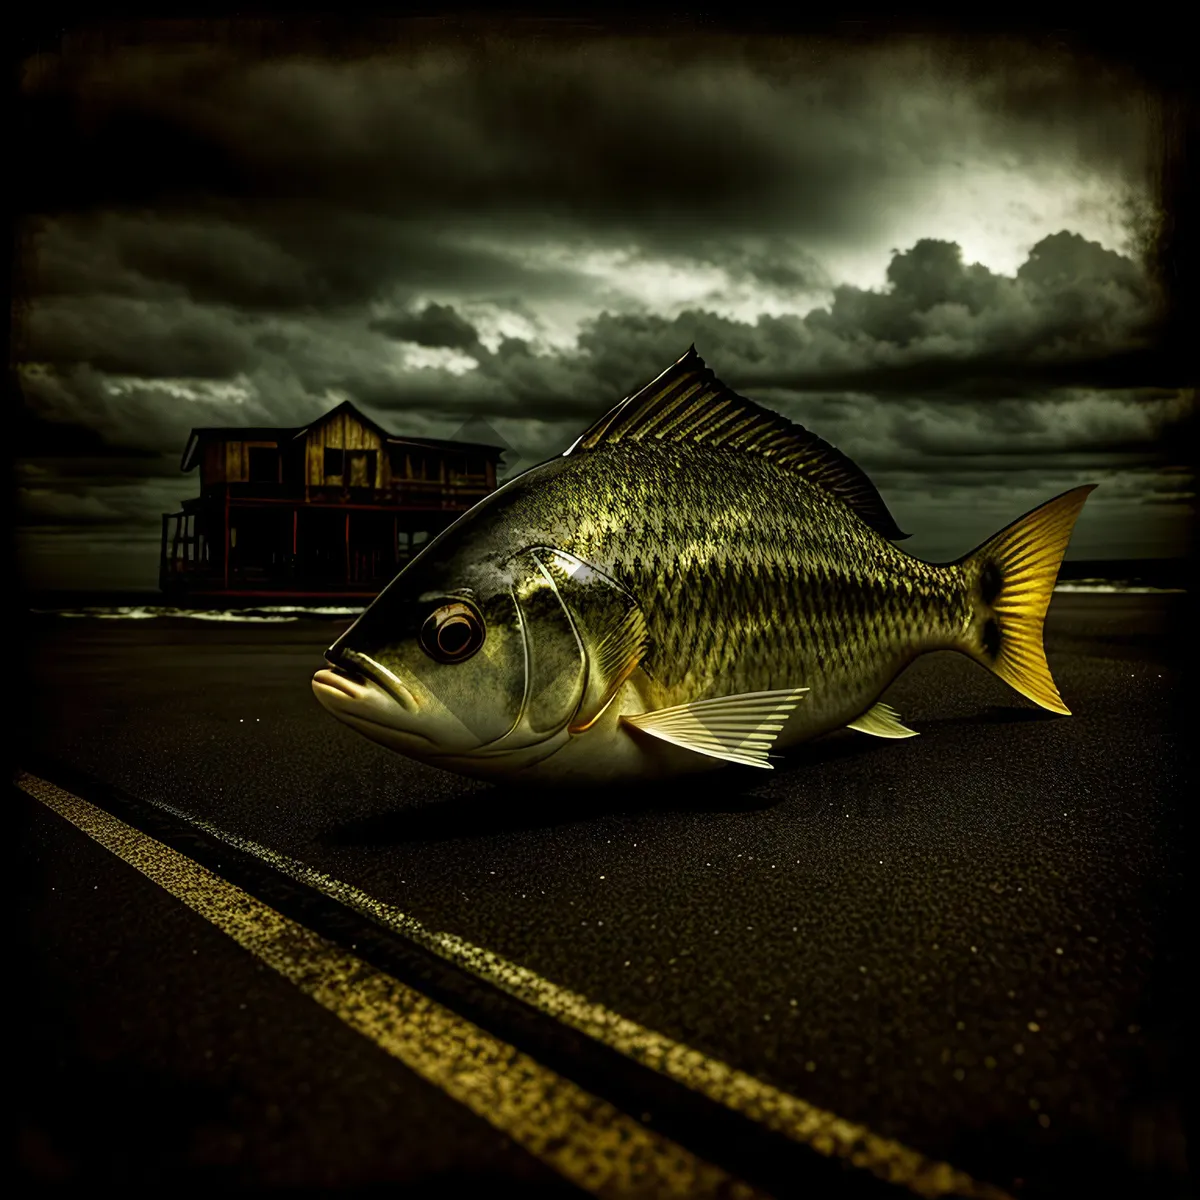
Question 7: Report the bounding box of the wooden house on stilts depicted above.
[160,400,505,601]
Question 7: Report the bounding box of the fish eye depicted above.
[419,600,485,664]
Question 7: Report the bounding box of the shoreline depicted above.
[22,582,1188,625]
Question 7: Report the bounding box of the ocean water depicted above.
[27,576,1186,623]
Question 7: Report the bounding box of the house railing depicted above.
[158,498,471,592]
[197,479,492,507]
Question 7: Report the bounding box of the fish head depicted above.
[312,519,648,774]
[312,540,530,764]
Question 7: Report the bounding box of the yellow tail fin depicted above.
[960,485,1096,714]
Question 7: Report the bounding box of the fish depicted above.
[312,346,1095,785]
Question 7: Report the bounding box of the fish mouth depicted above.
[322,649,418,713]
[312,652,433,748]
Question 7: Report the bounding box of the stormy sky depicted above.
[12,21,1194,590]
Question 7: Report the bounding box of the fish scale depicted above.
[516,440,969,741]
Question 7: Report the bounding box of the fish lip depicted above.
[311,670,436,748]
[330,649,418,713]
[312,668,378,710]
[313,666,362,700]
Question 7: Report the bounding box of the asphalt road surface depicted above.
[15,594,1191,1197]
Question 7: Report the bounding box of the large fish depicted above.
[313,347,1095,785]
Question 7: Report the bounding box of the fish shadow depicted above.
[320,707,1049,845]
[915,704,1060,732]
[323,786,652,844]
[320,730,885,846]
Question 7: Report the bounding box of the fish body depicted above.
[313,347,1094,785]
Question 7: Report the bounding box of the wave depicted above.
[241,605,365,615]
[32,606,301,622]
[29,605,364,622]
[1053,582,1186,594]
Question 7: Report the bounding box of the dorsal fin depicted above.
[564,346,909,540]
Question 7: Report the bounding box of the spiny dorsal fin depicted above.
[565,346,909,541]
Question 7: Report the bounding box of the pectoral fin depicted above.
[847,701,918,739]
[568,605,651,733]
[622,687,809,768]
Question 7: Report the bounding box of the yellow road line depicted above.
[19,771,1013,1200]
[20,774,765,1200]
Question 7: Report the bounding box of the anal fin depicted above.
[621,687,808,769]
[847,701,919,739]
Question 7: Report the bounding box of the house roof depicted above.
[181,400,507,471]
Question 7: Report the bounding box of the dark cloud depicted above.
[370,303,483,353]
[18,215,170,302]
[111,216,323,312]
[14,362,288,473]
[20,295,257,379]
[16,399,162,461]
[858,397,1190,469]
[17,44,862,228]
[16,231,1177,461]
[776,234,1161,392]
[1015,230,1144,291]
[519,234,1168,402]
[19,206,609,325]
[17,36,1160,267]
[692,238,831,293]
[212,232,1181,470]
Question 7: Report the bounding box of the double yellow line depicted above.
[18,772,1012,1200]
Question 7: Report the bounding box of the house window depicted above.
[247,446,280,483]
[347,450,377,488]
[324,448,344,479]
[394,449,433,480]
